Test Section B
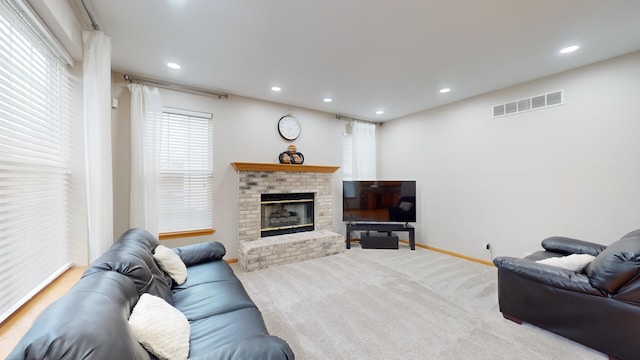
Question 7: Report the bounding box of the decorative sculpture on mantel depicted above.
[279,144,304,164]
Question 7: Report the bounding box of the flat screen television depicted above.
[343,180,416,223]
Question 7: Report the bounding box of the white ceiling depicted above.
[85,0,640,121]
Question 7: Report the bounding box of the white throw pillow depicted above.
[154,245,187,285]
[536,253,596,272]
[129,293,190,360]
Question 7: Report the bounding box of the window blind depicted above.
[159,109,213,233]
[0,0,71,323]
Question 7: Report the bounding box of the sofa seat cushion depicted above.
[173,261,238,291]
[586,229,640,294]
[172,261,260,321]
[188,307,269,356]
[173,280,259,321]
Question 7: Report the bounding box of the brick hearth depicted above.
[232,162,345,271]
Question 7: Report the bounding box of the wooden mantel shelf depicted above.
[231,162,339,173]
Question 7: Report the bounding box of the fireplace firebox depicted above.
[261,193,314,237]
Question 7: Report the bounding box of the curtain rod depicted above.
[123,74,229,99]
[80,0,100,31]
[335,114,381,125]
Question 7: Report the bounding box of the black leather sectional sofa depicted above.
[7,228,294,359]
[494,229,640,360]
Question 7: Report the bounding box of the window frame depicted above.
[158,107,214,238]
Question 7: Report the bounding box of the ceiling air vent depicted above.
[546,91,562,106]
[492,90,564,118]
[532,95,546,109]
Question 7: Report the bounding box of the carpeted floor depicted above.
[231,244,606,360]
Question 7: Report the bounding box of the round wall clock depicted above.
[277,115,301,141]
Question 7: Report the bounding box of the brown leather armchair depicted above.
[493,229,640,360]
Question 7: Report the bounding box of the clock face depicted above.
[278,115,301,141]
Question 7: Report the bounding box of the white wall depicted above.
[379,51,640,261]
[29,0,84,60]
[111,74,346,259]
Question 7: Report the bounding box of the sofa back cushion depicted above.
[84,228,174,303]
[585,229,640,294]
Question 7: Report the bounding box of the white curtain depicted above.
[352,121,377,180]
[128,83,163,237]
[82,30,113,262]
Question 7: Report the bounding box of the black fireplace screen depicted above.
[261,193,314,237]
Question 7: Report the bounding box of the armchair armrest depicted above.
[173,241,226,266]
[541,236,606,256]
[493,256,603,296]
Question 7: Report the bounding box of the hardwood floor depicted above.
[0,266,86,359]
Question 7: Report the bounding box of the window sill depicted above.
[159,229,215,241]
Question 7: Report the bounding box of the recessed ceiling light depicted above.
[376,110,384,115]
[439,88,451,93]
[560,45,580,54]
[167,62,181,69]
[323,98,333,103]
[271,86,281,92]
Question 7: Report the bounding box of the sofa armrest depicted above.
[541,236,606,256]
[493,256,603,296]
[173,241,226,266]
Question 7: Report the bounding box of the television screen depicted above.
[343,180,416,223]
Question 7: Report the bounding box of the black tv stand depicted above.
[346,222,415,250]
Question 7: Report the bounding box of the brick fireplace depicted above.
[232,162,345,271]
